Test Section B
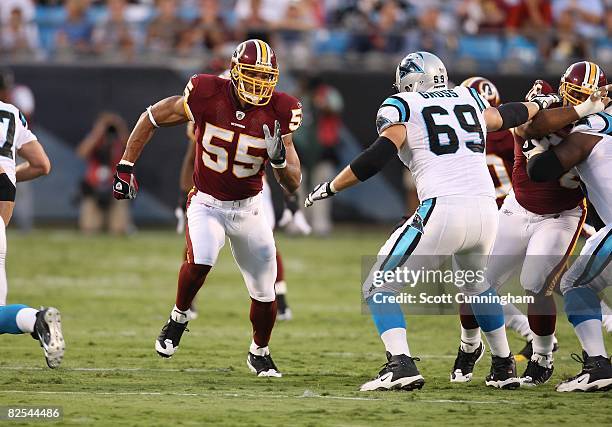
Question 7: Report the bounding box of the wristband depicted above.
[147,106,159,128]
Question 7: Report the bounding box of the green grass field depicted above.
[0,229,610,426]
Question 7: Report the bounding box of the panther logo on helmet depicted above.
[230,39,279,106]
[559,61,607,106]
[461,76,501,107]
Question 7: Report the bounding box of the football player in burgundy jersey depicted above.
[450,63,610,387]
[113,39,303,377]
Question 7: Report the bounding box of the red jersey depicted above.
[486,129,514,207]
[184,74,302,200]
[512,132,584,215]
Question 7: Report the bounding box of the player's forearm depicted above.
[520,106,579,140]
[15,162,51,182]
[330,166,360,192]
[179,143,196,192]
[121,112,156,164]
[274,163,301,193]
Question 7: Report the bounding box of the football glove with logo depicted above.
[530,93,562,111]
[305,182,336,207]
[573,83,612,118]
[113,163,139,200]
[263,120,286,168]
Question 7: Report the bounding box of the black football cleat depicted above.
[556,352,612,392]
[485,354,521,389]
[360,352,425,391]
[520,353,554,386]
[276,294,292,321]
[451,342,485,383]
[31,307,65,369]
[155,318,188,358]
[247,352,282,377]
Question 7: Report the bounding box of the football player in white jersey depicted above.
[0,99,65,368]
[528,107,612,392]
[305,51,563,391]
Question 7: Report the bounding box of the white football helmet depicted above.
[394,52,448,93]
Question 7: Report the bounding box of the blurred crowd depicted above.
[1,0,612,69]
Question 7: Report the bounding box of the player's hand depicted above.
[530,93,562,111]
[574,84,612,118]
[521,138,549,160]
[305,182,336,207]
[113,163,138,200]
[525,80,545,102]
[263,120,286,168]
[174,191,188,234]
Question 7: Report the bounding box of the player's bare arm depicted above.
[180,127,196,193]
[15,140,51,182]
[113,95,188,200]
[527,131,601,182]
[305,123,405,207]
[516,84,612,140]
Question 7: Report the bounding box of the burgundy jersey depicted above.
[486,129,514,207]
[184,74,302,200]
[512,132,584,215]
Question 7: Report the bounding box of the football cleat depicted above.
[360,352,425,392]
[247,352,282,377]
[276,294,292,321]
[485,354,521,389]
[520,353,554,386]
[450,342,485,383]
[31,307,65,369]
[515,338,558,362]
[277,307,292,321]
[556,352,612,392]
[155,318,188,358]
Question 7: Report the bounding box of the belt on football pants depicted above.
[197,192,261,209]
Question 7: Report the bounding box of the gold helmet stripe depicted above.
[257,39,269,65]
[587,62,597,87]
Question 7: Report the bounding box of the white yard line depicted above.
[0,390,520,404]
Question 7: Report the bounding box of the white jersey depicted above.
[0,100,37,184]
[376,86,495,201]
[569,111,612,224]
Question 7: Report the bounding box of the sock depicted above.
[250,298,277,348]
[575,319,607,357]
[482,325,511,357]
[0,217,6,306]
[249,339,269,356]
[367,293,409,355]
[459,303,481,352]
[532,333,556,356]
[503,302,533,341]
[601,300,612,333]
[0,304,30,334]
[170,305,189,324]
[470,288,510,357]
[380,328,410,356]
[460,326,481,353]
[175,262,211,312]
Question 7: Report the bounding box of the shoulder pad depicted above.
[571,112,612,136]
[272,92,303,135]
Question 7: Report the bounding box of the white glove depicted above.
[530,93,562,110]
[278,208,293,229]
[574,84,612,118]
[263,120,286,168]
[305,182,336,207]
[174,207,185,234]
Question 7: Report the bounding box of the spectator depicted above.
[274,0,318,63]
[505,0,552,33]
[406,5,449,56]
[55,0,94,55]
[298,76,344,236]
[552,0,604,39]
[93,0,139,59]
[76,112,132,235]
[594,6,612,63]
[146,0,187,55]
[457,0,507,34]
[547,7,589,60]
[370,0,407,53]
[0,0,35,25]
[177,0,232,57]
[0,6,42,58]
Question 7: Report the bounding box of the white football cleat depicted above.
[32,307,65,369]
[556,352,612,392]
